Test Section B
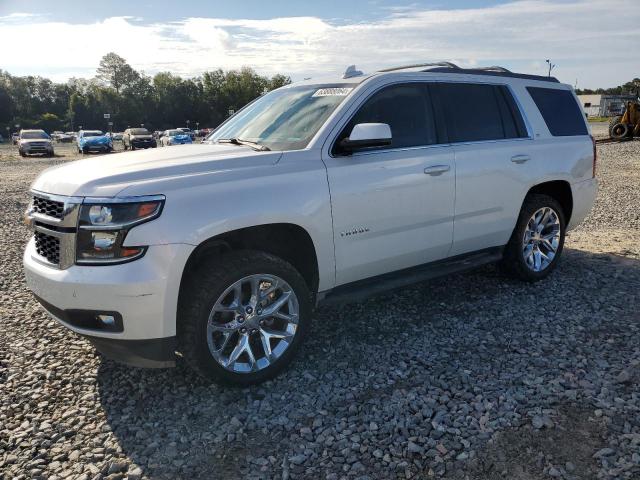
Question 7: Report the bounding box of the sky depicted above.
[0,0,638,89]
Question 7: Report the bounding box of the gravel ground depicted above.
[1,140,639,480]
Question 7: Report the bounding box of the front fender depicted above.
[120,150,336,291]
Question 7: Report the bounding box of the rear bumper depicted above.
[568,177,598,230]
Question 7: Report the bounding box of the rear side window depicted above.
[527,87,588,136]
[435,83,527,142]
[336,83,437,152]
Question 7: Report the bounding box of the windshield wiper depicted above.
[217,137,270,151]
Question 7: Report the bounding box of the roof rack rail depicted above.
[472,66,513,73]
[378,62,558,83]
[378,62,460,72]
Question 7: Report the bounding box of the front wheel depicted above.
[178,250,311,385]
[501,194,566,282]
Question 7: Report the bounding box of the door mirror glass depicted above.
[340,123,392,152]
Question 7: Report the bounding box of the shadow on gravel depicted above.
[96,248,640,479]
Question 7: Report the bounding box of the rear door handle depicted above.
[511,155,530,164]
[423,165,450,176]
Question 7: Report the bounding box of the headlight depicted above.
[76,196,164,265]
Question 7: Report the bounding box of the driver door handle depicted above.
[423,165,450,176]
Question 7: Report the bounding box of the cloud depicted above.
[0,0,638,88]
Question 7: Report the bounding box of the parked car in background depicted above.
[78,130,113,154]
[12,133,20,145]
[56,132,74,143]
[123,128,156,150]
[18,129,54,157]
[160,129,193,146]
[111,132,124,141]
[23,63,597,385]
[177,127,196,140]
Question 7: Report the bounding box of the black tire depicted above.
[19,150,26,157]
[608,115,622,137]
[610,122,630,140]
[501,194,566,282]
[82,147,88,154]
[178,250,312,385]
[131,145,136,151]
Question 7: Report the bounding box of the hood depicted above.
[82,135,110,144]
[171,134,191,141]
[31,143,282,197]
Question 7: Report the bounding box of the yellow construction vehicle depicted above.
[609,99,640,139]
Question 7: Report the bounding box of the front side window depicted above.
[334,83,437,154]
[208,84,356,151]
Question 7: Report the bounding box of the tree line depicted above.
[576,78,640,96]
[0,53,291,136]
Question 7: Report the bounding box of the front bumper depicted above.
[22,144,54,154]
[131,140,156,148]
[82,143,111,151]
[24,240,195,367]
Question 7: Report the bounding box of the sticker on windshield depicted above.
[312,88,353,97]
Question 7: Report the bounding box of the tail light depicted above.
[590,135,597,178]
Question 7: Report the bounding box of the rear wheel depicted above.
[502,194,566,282]
[179,250,311,385]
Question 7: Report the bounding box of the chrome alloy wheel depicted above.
[206,274,299,373]
[522,207,561,272]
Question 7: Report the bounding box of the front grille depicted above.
[33,196,64,219]
[34,231,60,265]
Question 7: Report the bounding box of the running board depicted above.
[318,247,503,306]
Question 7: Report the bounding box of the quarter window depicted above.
[335,83,437,154]
[527,87,588,136]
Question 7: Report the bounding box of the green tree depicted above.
[96,53,140,94]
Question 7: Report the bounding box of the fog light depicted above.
[97,314,116,327]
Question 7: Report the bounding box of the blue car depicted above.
[78,130,113,154]
[160,129,194,147]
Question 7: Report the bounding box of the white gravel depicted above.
[1,141,639,480]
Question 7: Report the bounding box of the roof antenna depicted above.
[343,65,363,79]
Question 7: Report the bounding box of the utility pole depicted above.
[546,59,556,77]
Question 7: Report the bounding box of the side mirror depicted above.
[339,123,392,153]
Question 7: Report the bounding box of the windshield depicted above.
[208,84,355,151]
[131,128,149,135]
[83,131,103,137]
[167,130,182,136]
[21,131,49,139]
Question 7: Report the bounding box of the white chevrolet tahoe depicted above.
[24,63,597,384]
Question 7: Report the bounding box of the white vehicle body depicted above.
[18,129,54,156]
[24,65,597,370]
